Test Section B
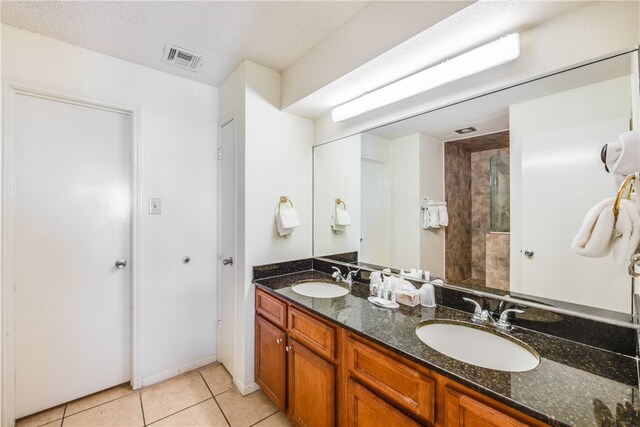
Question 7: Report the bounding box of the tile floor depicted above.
[16,363,292,427]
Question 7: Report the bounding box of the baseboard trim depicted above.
[233,378,260,396]
[141,354,217,388]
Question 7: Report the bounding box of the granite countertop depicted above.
[253,270,639,427]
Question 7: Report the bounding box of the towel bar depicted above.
[335,198,346,209]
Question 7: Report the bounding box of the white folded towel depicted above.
[437,205,448,227]
[276,204,301,236]
[427,205,440,229]
[612,199,640,263]
[335,205,351,226]
[331,211,345,232]
[572,197,640,263]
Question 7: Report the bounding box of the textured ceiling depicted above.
[0,1,369,87]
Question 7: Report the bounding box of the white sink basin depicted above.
[415,321,539,372]
[291,281,349,298]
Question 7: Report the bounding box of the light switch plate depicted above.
[148,198,161,214]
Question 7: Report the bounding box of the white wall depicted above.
[219,61,313,393]
[314,134,361,257]
[419,134,445,278]
[361,133,391,265]
[313,1,640,145]
[510,76,633,312]
[388,134,420,269]
[1,25,219,392]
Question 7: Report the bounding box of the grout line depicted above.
[247,409,279,427]
[139,393,146,427]
[59,404,67,427]
[199,371,232,427]
[146,397,214,426]
[60,392,134,419]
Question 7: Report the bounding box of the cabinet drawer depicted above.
[444,387,528,427]
[347,379,420,427]
[256,289,287,329]
[287,306,336,361]
[346,337,435,424]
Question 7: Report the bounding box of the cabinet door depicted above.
[445,387,528,427]
[288,338,335,427]
[346,379,421,427]
[255,315,287,411]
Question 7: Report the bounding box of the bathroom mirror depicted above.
[313,49,640,324]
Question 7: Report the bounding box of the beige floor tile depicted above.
[65,383,134,416]
[141,371,212,424]
[200,364,233,396]
[252,411,292,427]
[63,393,143,427]
[215,388,277,427]
[15,404,65,427]
[150,398,228,426]
[40,421,62,427]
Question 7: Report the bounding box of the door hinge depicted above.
[217,320,223,333]
[217,148,223,160]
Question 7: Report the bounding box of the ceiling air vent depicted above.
[163,44,203,72]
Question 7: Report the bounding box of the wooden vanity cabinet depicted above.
[254,287,549,427]
[288,337,336,427]
[255,314,287,411]
[255,288,338,427]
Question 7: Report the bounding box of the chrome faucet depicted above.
[496,308,524,330]
[332,266,359,287]
[463,297,524,330]
[463,297,496,325]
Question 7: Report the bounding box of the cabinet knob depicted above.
[276,338,282,344]
[285,346,291,352]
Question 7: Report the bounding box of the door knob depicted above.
[523,250,534,258]
[115,259,127,269]
[276,338,283,344]
[223,257,233,266]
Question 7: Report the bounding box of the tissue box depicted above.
[396,288,420,307]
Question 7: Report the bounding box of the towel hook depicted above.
[279,196,293,207]
[277,196,293,215]
[613,175,636,220]
[335,198,346,209]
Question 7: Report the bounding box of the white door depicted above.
[361,160,384,265]
[218,119,236,375]
[520,117,630,312]
[14,93,131,417]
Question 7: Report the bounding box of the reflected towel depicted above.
[276,205,300,236]
[331,212,346,232]
[427,205,440,229]
[572,197,640,263]
[438,205,448,227]
[335,205,352,226]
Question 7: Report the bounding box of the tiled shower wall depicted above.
[471,147,510,280]
[444,131,510,285]
[444,144,471,282]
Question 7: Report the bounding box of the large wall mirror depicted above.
[313,49,640,325]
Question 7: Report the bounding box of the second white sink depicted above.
[415,320,539,372]
[291,281,349,298]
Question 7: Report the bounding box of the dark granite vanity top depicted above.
[253,269,640,427]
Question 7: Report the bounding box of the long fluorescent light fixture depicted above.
[331,33,520,122]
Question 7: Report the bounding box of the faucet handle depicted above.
[496,308,524,329]
[462,297,483,317]
[346,268,360,279]
[331,266,342,276]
